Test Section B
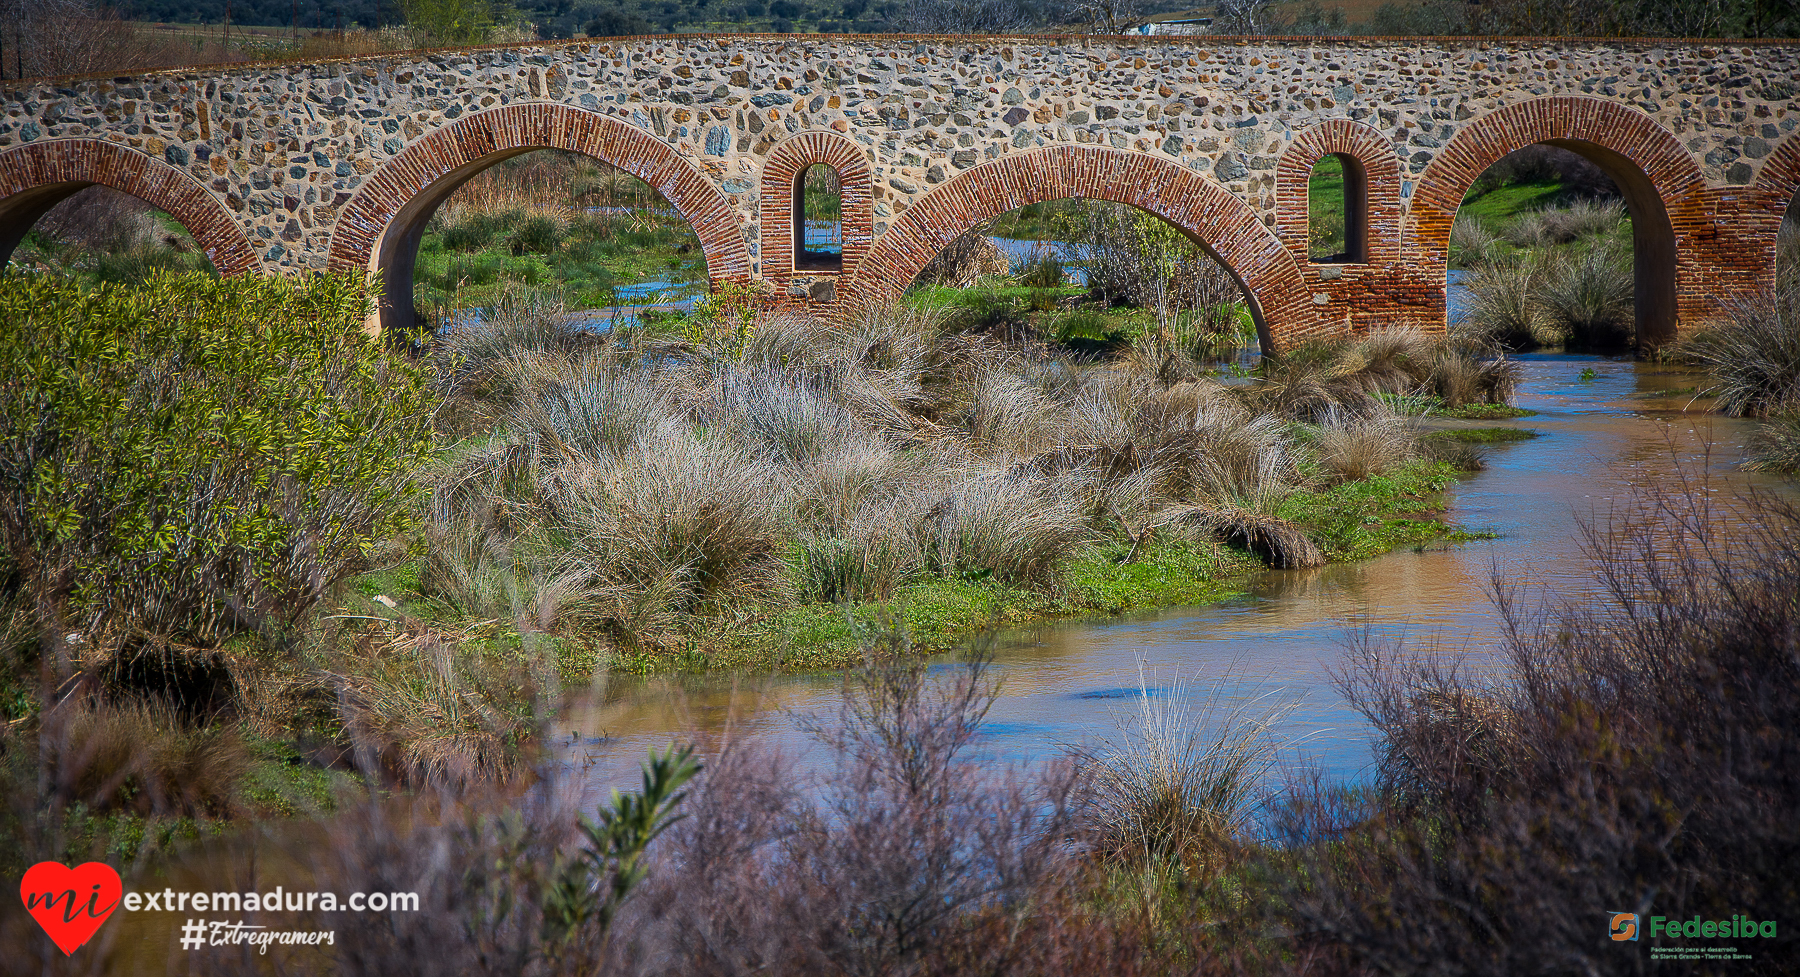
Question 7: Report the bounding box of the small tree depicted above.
[398,0,500,46]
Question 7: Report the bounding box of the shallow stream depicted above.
[559,354,1782,789]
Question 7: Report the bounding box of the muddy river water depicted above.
[559,353,1785,790]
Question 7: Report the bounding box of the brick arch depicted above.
[0,140,259,275]
[1408,96,1703,347]
[760,131,873,299]
[839,146,1316,346]
[1752,131,1800,280]
[1276,120,1400,267]
[329,102,751,334]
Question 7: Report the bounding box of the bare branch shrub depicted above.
[1270,481,1800,975]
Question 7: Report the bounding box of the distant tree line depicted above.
[105,0,385,30]
[9,0,1795,82]
[1256,0,1800,38]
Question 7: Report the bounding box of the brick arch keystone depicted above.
[330,103,751,333]
[760,131,873,298]
[0,140,259,275]
[1408,96,1703,346]
[1276,120,1400,266]
[840,146,1317,346]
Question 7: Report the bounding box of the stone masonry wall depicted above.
[3,35,1800,343]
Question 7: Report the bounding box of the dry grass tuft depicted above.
[1313,406,1420,482]
[1071,666,1298,864]
[40,698,249,818]
[1682,287,1800,417]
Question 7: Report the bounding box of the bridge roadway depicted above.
[3,34,1799,346]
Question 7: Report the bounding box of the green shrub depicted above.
[1047,307,1126,345]
[1018,255,1065,289]
[0,271,438,648]
[510,215,564,256]
[88,242,213,284]
[441,215,498,252]
[438,254,502,290]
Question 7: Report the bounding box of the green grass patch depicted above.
[1063,538,1257,614]
[1437,403,1539,419]
[1458,179,1566,224]
[1277,460,1468,562]
[238,737,356,818]
[1427,427,1542,445]
[415,210,707,317]
[336,458,1487,677]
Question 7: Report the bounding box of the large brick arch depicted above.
[330,102,751,334]
[1408,96,1703,347]
[1276,120,1401,267]
[0,140,259,275]
[840,146,1316,346]
[760,131,873,296]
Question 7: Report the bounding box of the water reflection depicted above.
[561,354,1781,792]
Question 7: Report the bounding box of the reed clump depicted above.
[1682,287,1800,417]
[409,297,1518,657]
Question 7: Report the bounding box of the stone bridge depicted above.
[4,34,1800,348]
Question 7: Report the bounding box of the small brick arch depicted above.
[840,146,1316,346]
[1276,120,1400,267]
[1408,96,1703,346]
[760,131,873,299]
[0,140,259,275]
[1752,131,1800,280]
[330,102,751,334]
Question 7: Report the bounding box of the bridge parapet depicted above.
[3,35,1799,346]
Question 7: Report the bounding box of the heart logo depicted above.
[20,861,122,956]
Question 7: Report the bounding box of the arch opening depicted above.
[794,163,842,273]
[1448,141,1672,352]
[3,183,221,282]
[1308,153,1368,264]
[336,105,750,337]
[378,148,712,336]
[906,197,1260,365]
[842,147,1313,352]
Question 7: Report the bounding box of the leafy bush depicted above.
[0,271,437,650]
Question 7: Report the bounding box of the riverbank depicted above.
[0,269,1520,862]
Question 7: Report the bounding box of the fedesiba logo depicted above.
[1609,912,1639,942]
